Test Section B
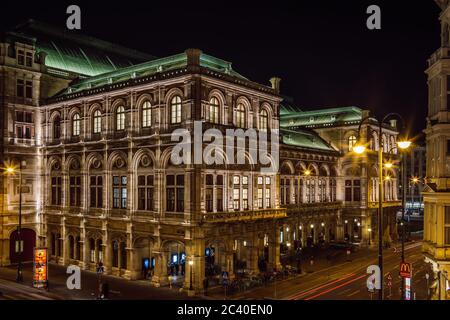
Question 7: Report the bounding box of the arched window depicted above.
[236,103,246,128]
[116,106,125,131]
[93,110,102,134]
[207,97,220,124]
[53,115,61,139]
[348,135,357,152]
[170,96,182,124]
[72,113,81,136]
[259,109,268,131]
[142,101,151,128]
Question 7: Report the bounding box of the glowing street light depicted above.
[397,140,412,150]
[384,162,393,169]
[304,169,311,176]
[6,166,15,174]
[353,144,366,155]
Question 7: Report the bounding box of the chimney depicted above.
[185,48,202,67]
[361,109,370,120]
[270,77,281,94]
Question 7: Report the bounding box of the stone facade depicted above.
[0,20,401,295]
[422,0,450,301]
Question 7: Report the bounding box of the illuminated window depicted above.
[116,106,125,131]
[259,109,268,131]
[170,96,182,124]
[236,103,246,128]
[72,113,81,136]
[93,110,102,134]
[207,97,220,124]
[113,176,127,209]
[348,136,357,152]
[142,101,152,128]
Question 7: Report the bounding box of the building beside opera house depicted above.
[422,0,450,301]
[0,20,401,293]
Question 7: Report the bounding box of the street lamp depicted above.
[368,228,372,245]
[5,161,26,283]
[188,259,194,291]
[353,113,411,300]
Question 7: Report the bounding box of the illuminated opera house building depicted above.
[0,20,401,293]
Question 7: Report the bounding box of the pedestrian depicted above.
[346,249,351,262]
[203,277,209,296]
[168,274,174,288]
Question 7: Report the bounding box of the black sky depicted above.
[1,0,442,138]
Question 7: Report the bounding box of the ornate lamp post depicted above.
[5,160,26,283]
[188,258,194,291]
[353,113,411,300]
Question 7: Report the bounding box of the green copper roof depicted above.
[54,51,248,97]
[280,105,363,128]
[281,128,337,152]
[11,20,155,76]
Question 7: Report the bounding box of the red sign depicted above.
[33,248,48,288]
[399,262,412,278]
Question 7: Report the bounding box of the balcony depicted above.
[202,208,286,223]
[368,201,401,209]
[284,201,343,215]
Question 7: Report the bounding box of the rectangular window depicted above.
[51,177,62,205]
[17,79,24,97]
[206,188,213,212]
[90,176,103,208]
[112,176,127,209]
[242,188,249,210]
[17,50,25,65]
[69,176,81,207]
[257,188,263,209]
[138,175,154,211]
[166,175,184,212]
[17,126,23,139]
[16,111,24,122]
[25,126,31,139]
[25,81,32,99]
[353,180,361,202]
[26,52,33,67]
[217,187,223,212]
[345,180,352,202]
[233,188,240,210]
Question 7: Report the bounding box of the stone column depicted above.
[268,224,281,271]
[184,236,206,295]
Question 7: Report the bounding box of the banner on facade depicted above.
[33,247,48,288]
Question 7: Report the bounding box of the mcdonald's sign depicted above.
[399,262,412,278]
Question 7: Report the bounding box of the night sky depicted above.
[1,0,442,139]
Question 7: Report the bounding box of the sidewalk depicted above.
[0,263,195,300]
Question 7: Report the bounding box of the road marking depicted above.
[304,274,367,300]
[287,273,356,300]
[347,290,361,297]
